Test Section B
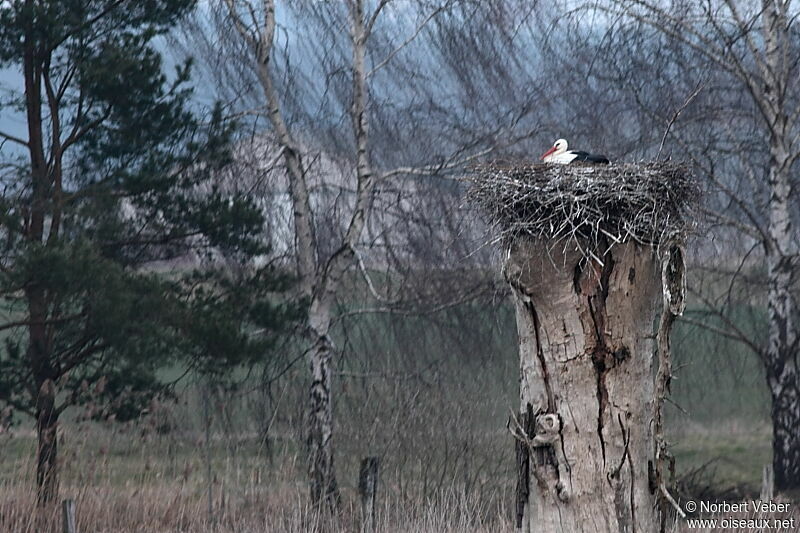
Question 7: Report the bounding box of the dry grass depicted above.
[0,423,514,533]
[0,480,515,533]
[1,422,796,533]
[3,471,796,532]
[0,298,791,533]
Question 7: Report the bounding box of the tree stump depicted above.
[507,238,662,531]
[466,162,697,533]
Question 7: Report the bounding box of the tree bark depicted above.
[762,0,799,492]
[767,358,800,490]
[765,145,799,490]
[505,238,663,532]
[35,378,58,505]
[306,328,340,510]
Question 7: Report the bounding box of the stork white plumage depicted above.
[540,138,609,164]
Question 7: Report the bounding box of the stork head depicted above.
[540,138,568,160]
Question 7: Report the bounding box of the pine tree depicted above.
[0,0,296,504]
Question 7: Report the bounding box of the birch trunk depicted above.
[306,324,339,509]
[506,238,662,532]
[762,0,799,492]
[224,0,380,509]
[765,144,799,489]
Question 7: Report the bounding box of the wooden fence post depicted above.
[760,464,775,501]
[62,499,76,533]
[358,456,380,532]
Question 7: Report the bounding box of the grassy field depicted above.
[0,297,785,532]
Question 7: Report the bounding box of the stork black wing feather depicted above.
[570,151,610,164]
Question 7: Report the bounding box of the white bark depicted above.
[761,0,799,491]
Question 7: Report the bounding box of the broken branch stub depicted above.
[469,162,697,533]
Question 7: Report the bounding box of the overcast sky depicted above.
[0,3,225,159]
[0,65,26,156]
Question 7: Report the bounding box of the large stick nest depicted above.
[465,162,699,255]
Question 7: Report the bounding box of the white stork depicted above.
[540,138,610,164]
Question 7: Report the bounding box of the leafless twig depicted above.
[657,83,705,160]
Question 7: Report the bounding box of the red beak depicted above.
[540,146,557,160]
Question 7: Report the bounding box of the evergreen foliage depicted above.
[0,0,299,502]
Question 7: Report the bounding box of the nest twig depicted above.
[465,161,699,255]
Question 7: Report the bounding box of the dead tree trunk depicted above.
[467,161,695,532]
[506,239,663,532]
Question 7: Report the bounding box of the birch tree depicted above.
[214,0,538,508]
[586,0,800,491]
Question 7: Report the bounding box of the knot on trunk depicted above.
[531,413,561,447]
[511,407,570,511]
[510,409,560,448]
